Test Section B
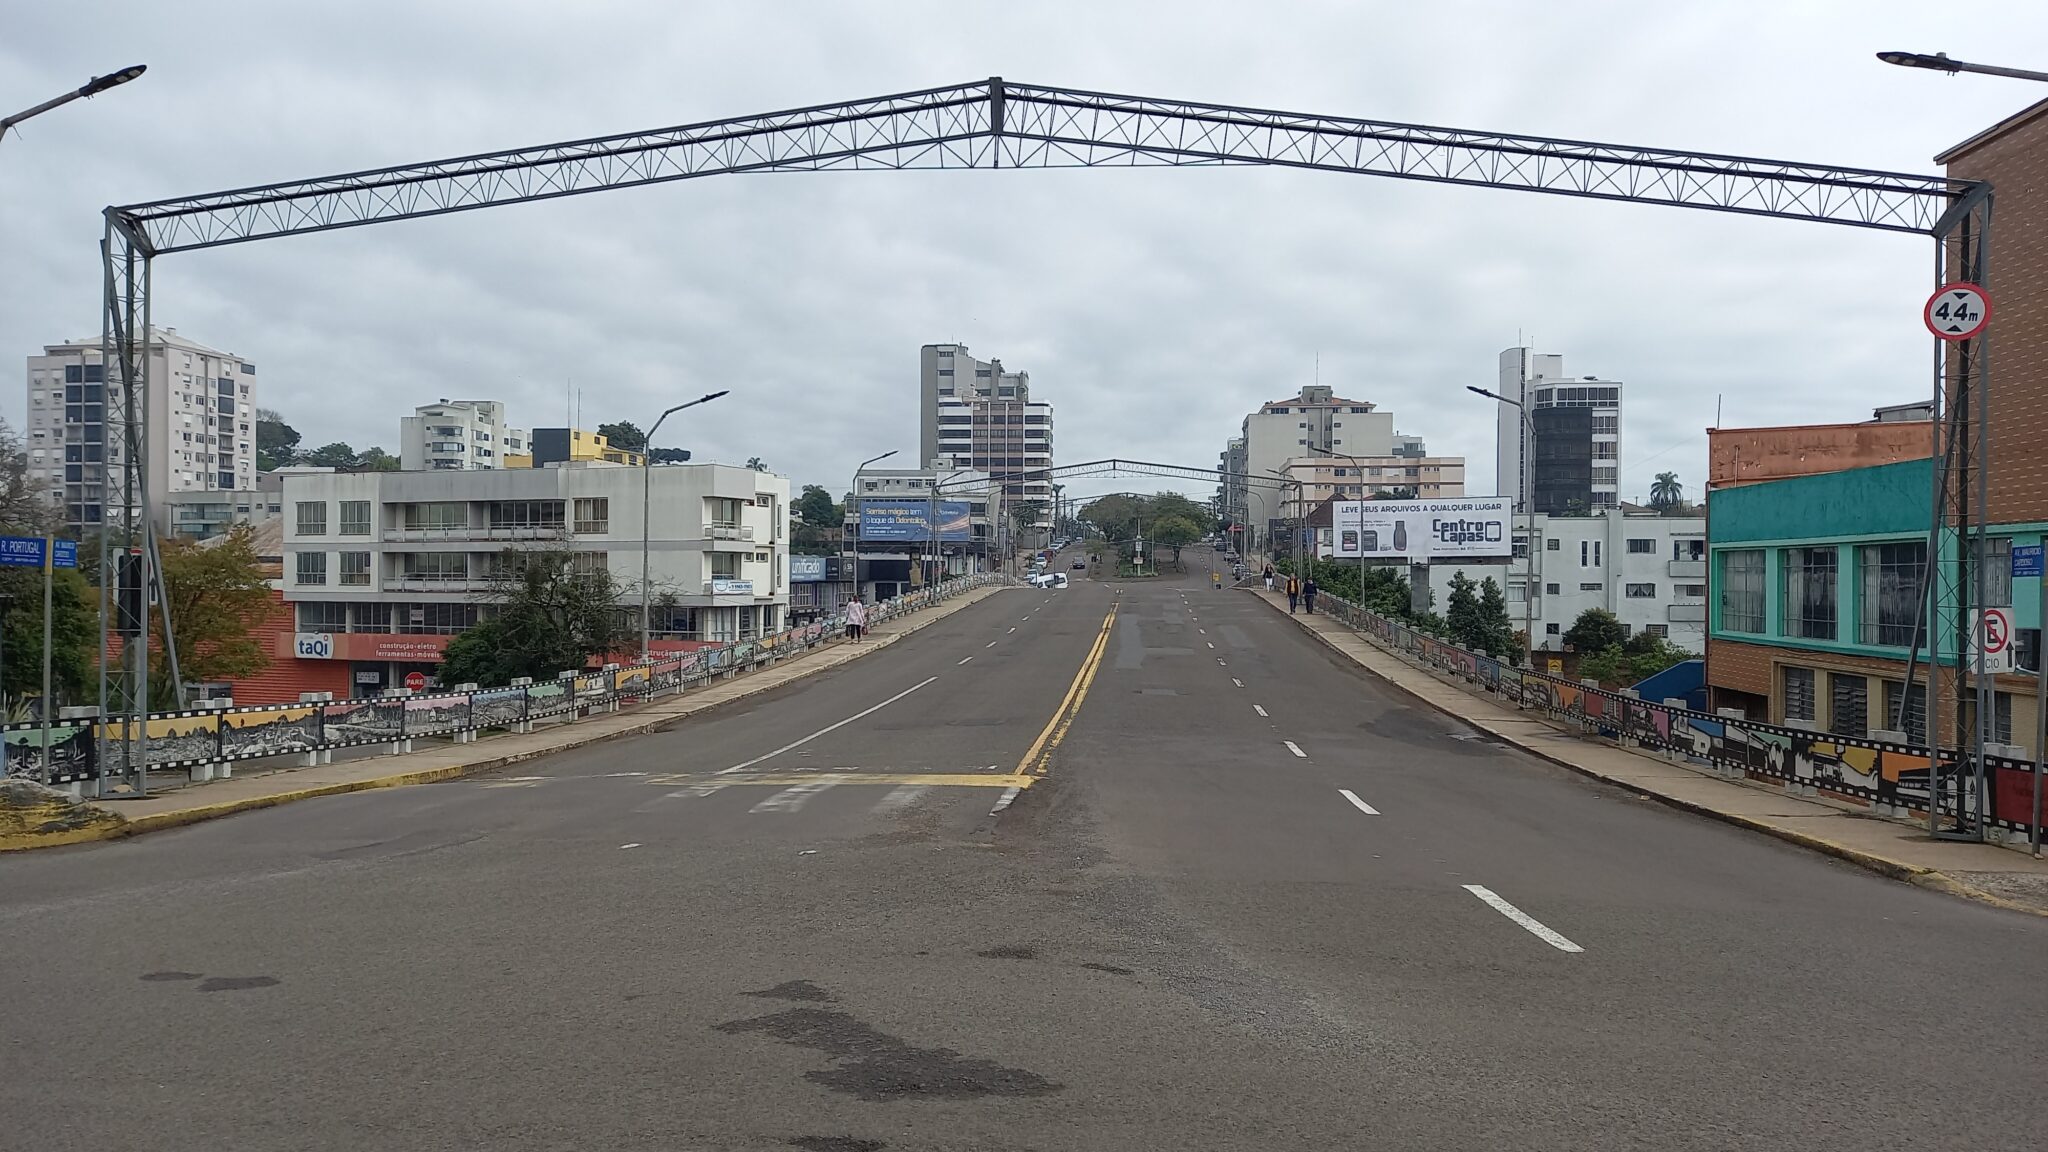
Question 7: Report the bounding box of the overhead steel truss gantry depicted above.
[95,77,1993,837]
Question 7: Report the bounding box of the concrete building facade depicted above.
[1236,385,1404,551]
[845,466,1004,601]
[399,400,527,471]
[277,462,789,694]
[1276,455,1467,519]
[1496,348,1623,512]
[24,326,258,533]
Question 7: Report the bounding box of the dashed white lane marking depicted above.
[1338,789,1379,815]
[1206,641,1215,649]
[872,784,931,815]
[958,656,974,665]
[605,771,649,777]
[986,640,997,648]
[619,842,642,849]
[718,677,938,774]
[1253,704,1269,717]
[1232,678,1244,687]
[1008,626,1017,634]
[1023,616,1032,621]
[1283,740,1307,758]
[1198,628,1206,635]
[1217,658,1227,666]
[751,779,839,813]
[1462,885,1584,953]
[989,785,1023,815]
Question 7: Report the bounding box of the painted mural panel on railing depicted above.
[218,706,322,761]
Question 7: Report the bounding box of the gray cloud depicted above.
[4,0,2042,510]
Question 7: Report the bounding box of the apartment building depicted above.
[1276,454,1467,518]
[398,400,527,471]
[277,462,789,694]
[1496,348,1624,512]
[1234,385,1431,550]
[934,397,1053,527]
[919,343,1029,463]
[23,326,258,532]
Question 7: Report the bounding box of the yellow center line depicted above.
[1016,601,1118,777]
[645,772,1034,788]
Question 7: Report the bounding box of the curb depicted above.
[1256,591,2048,919]
[1,585,1012,853]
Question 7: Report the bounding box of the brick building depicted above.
[1703,95,2048,752]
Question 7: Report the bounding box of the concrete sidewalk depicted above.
[1252,589,2048,917]
[2,585,1015,851]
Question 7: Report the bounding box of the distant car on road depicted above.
[1071,560,1086,569]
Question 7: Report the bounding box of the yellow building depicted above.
[528,428,646,469]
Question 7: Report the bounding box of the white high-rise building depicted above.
[921,344,1053,530]
[23,327,259,533]
[400,400,526,470]
[1495,348,1624,513]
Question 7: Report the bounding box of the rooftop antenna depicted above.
[1715,393,1723,429]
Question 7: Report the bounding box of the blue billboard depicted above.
[789,555,830,582]
[859,499,972,542]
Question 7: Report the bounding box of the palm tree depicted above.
[745,456,767,472]
[1650,472,1683,511]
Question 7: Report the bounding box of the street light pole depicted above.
[1469,385,1537,664]
[848,449,899,602]
[1877,51,2048,84]
[1,65,147,144]
[639,390,728,661]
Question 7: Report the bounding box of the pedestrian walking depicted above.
[844,597,868,641]
[1262,563,1275,592]
[1302,576,1318,615]
[1285,574,1300,613]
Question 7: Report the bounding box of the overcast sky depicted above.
[4,1,2043,509]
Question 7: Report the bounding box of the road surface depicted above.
[3,564,2043,1151]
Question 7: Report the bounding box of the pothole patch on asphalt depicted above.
[714,1007,1062,1102]
[975,945,1037,960]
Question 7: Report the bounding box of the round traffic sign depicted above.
[1924,282,1992,341]
[1980,610,2010,654]
[404,670,428,691]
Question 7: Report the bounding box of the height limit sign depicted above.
[1925,282,1992,341]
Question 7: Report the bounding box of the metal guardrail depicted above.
[1,573,1007,787]
[1307,590,2041,840]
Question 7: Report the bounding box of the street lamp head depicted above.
[1877,50,1957,72]
[82,65,147,96]
[698,390,730,404]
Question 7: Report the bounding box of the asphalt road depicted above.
[4,560,2045,1151]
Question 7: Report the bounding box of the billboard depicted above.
[1329,497,1512,559]
[858,499,971,542]
[789,554,830,582]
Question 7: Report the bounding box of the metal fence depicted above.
[2,573,1005,787]
[1309,590,2041,840]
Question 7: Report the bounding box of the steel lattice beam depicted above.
[1028,457,1290,490]
[109,78,1965,254]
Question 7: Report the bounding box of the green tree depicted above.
[597,421,646,452]
[354,446,401,472]
[1563,607,1627,654]
[1444,571,1484,651]
[1649,471,1684,512]
[1151,514,1203,570]
[1079,495,1142,542]
[302,442,359,470]
[1476,576,1519,663]
[0,567,98,712]
[255,408,301,471]
[796,485,839,527]
[745,456,768,472]
[1377,485,1419,501]
[1010,500,1047,534]
[153,524,275,707]
[437,547,623,688]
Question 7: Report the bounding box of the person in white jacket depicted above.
[844,597,868,641]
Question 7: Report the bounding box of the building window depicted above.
[295,500,326,536]
[1828,673,1867,738]
[1625,583,1656,599]
[339,500,371,536]
[1644,624,1668,638]
[1973,537,2013,608]
[1581,541,1588,566]
[1721,549,1765,634]
[339,551,371,586]
[401,552,469,583]
[296,602,347,631]
[1579,582,1603,592]
[1857,541,1924,646]
[1546,623,1561,635]
[399,603,478,635]
[1676,584,1707,599]
[1783,666,1816,722]
[573,497,609,533]
[403,502,469,531]
[1546,538,1560,551]
[569,551,608,578]
[1545,582,1560,595]
[1781,547,1837,640]
[1626,538,1655,554]
[489,500,564,530]
[1882,680,1928,745]
[1673,538,1705,561]
[1992,691,2014,746]
[295,551,327,585]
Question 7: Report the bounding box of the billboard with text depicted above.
[1328,497,1511,560]
[858,499,971,542]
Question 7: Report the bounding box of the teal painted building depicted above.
[1706,458,2042,750]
